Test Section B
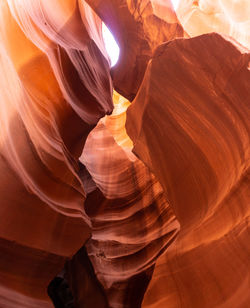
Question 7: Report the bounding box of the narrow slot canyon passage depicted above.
[0,1,249,308]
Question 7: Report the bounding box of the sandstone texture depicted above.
[127,32,250,308]
[0,0,249,308]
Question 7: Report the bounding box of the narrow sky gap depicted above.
[171,0,180,10]
[102,1,179,68]
[102,23,120,67]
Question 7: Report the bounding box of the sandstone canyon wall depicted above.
[0,0,249,308]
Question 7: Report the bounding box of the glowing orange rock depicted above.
[126,32,250,308]
[0,1,112,306]
[0,0,250,307]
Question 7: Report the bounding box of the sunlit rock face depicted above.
[176,0,250,48]
[0,0,249,308]
[80,95,179,307]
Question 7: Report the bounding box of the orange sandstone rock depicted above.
[0,1,112,306]
[126,32,250,308]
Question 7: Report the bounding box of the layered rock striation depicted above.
[126,32,250,308]
[0,0,249,308]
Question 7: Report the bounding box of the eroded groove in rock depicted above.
[0,1,112,306]
[1,0,250,307]
[76,93,180,307]
[126,32,250,307]
[80,112,180,307]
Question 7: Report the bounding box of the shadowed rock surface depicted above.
[85,0,185,100]
[126,32,250,308]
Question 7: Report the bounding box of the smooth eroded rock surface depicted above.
[0,0,250,307]
[126,32,250,308]
[0,1,112,306]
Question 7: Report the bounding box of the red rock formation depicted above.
[0,1,112,306]
[126,32,250,307]
[0,0,250,307]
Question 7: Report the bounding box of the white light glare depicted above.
[102,23,120,67]
[171,0,180,10]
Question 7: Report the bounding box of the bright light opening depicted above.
[171,0,180,10]
[102,23,120,67]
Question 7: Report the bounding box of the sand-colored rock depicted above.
[80,112,179,307]
[177,0,250,48]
